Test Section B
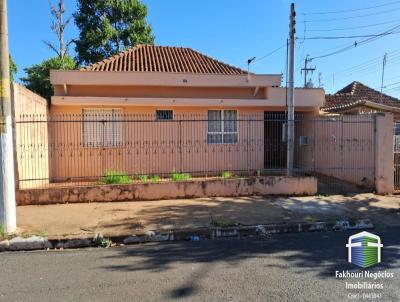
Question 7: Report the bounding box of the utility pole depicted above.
[0,0,16,233]
[301,55,315,87]
[380,53,387,103]
[287,3,295,176]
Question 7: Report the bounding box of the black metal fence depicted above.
[14,112,377,192]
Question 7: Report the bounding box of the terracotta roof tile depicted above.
[324,81,400,110]
[81,45,247,75]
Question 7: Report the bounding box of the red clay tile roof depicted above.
[324,81,400,110]
[81,45,247,75]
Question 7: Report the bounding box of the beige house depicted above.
[16,45,326,188]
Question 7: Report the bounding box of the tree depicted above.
[9,55,17,81]
[43,0,73,59]
[74,0,154,66]
[21,56,76,103]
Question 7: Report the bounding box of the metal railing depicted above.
[14,113,376,192]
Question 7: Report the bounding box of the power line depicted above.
[305,19,400,32]
[240,43,286,70]
[253,44,286,63]
[310,24,400,60]
[301,7,400,23]
[336,48,400,74]
[299,31,400,40]
[299,0,400,15]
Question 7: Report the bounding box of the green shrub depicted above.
[150,175,160,183]
[138,175,149,182]
[212,218,237,227]
[171,172,191,181]
[99,171,132,184]
[221,171,232,179]
[0,224,5,239]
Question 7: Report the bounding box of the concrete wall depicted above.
[375,113,394,194]
[12,83,49,189]
[16,176,318,205]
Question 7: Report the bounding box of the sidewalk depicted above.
[16,193,400,240]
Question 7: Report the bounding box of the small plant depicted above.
[0,224,5,239]
[138,175,149,182]
[304,215,316,223]
[150,175,160,183]
[93,235,112,248]
[212,217,237,228]
[221,171,232,179]
[99,171,131,184]
[171,172,191,182]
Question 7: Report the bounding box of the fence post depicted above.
[179,119,182,173]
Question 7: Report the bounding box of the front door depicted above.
[264,112,287,169]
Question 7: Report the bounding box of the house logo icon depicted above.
[346,231,383,268]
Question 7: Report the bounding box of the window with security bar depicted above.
[82,108,123,147]
[156,110,173,121]
[207,110,238,144]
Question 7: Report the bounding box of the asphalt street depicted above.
[0,228,399,302]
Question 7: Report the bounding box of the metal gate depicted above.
[394,123,400,191]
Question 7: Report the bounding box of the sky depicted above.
[7,0,400,97]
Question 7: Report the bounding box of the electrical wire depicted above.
[310,24,400,60]
[301,7,400,23]
[253,44,286,63]
[299,31,400,40]
[299,0,400,15]
[305,19,400,32]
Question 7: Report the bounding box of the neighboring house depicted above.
[323,81,400,120]
[16,45,325,187]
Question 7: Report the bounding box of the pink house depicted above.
[15,45,325,188]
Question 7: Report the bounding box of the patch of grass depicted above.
[138,175,149,182]
[221,171,232,179]
[150,175,160,183]
[171,172,191,182]
[304,215,316,223]
[99,171,132,184]
[0,225,5,240]
[93,235,112,248]
[212,218,237,227]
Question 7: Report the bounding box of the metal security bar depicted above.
[14,113,377,192]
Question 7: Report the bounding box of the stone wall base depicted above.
[16,176,318,206]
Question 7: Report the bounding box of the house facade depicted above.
[14,45,326,188]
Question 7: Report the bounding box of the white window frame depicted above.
[207,109,238,144]
[82,108,123,148]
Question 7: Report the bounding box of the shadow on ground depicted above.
[100,227,400,299]
[98,193,399,234]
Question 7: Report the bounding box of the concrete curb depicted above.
[0,218,374,252]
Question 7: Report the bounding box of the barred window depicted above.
[82,108,123,147]
[156,110,173,121]
[207,110,238,144]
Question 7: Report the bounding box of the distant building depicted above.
[323,81,400,121]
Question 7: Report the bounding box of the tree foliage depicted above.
[74,0,154,65]
[21,56,76,103]
[9,55,17,81]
